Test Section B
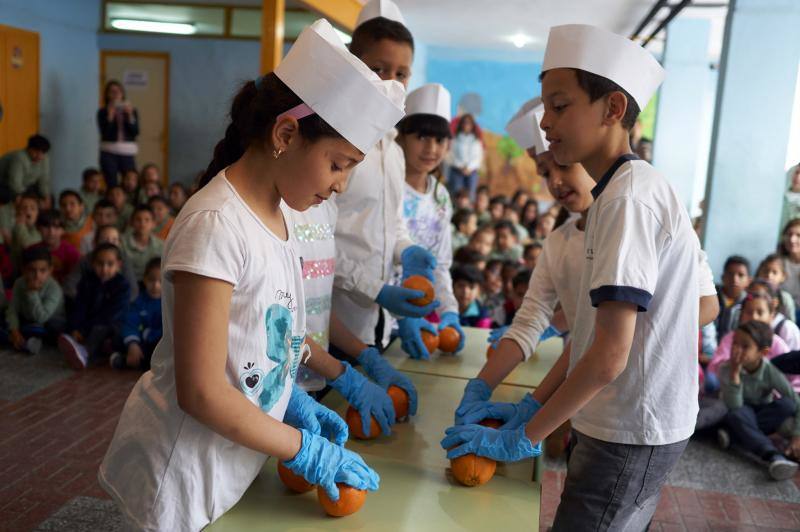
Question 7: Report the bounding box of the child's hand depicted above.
[10,329,25,350]
[72,331,84,344]
[789,436,800,459]
[126,343,144,368]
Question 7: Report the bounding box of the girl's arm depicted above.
[302,337,346,380]
[172,271,302,460]
[328,312,367,359]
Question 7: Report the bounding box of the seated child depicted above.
[148,196,174,240]
[523,242,543,270]
[4,245,65,354]
[63,225,138,302]
[482,259,505,326]
[36,210,79,283]
[748,279,800,350]
[452,189,471,211]
[121,205,164,281]
[718,320,800,480]
[0,188,15,245]
[757,254,796,322]
[453,247,487,271]
[80,168,104,213]
[488,195,507,224]
[11,192,42,267]
[60,190,93,251]
[474,185,491,226]
[451,208,477,252]
[80,200,119,255]
[106,185,133,232]
[121,169,139,200]
[452,263,491,328]
[490,220,523,262]
[501,259,522,301]
[168,183,188,213]
[501,269,532,326]
[715,255,751,340]
[502,205,530,243]
[467,226,494,258]
[113,257,162,371]
[59,243,131,369]
[532,211,556,242]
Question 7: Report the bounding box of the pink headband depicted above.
[277,103,315,122]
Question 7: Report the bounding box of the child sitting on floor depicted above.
[452,263,491,328]
[113,257,162,371]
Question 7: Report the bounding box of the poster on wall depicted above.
[123,70,149,88]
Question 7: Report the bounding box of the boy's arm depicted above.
[530,341,571,405]
[523,300,637,444]
[719,362,744,409]
[7,154,25,195]
[328,313,367,361]
[767,364,800,437]
[26,280,63,324]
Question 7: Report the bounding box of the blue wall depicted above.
[0,0,101,194]
[424,46,542,134]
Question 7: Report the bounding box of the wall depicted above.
[98,34,260,185]
[0,0,101,193]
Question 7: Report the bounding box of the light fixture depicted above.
[111,19,196,35]
[334,28,352,45]
[509,33,533,49]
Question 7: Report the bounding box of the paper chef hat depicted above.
[405,83,451,121]
[542,24,665,110]
[275,19,406,154]
[356,0,405,28]
[505,97,548,153]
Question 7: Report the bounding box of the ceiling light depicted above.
[111,19,196,35]
[509,33,533,48]
[334,28,352,45]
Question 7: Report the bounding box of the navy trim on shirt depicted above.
[590,285,652,312]
[591,154,640,199]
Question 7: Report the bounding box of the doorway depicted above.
[0,24,40,154]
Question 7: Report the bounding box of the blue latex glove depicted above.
[329,361,395,436]
[398,317,438,360]
[454,378,492,424]
[441,424,541,462]
[400,245,437,282]
[283,386,348,446]
[487,326,509,349]
[376,284,440,318]
[540,325,561,342]
[284,428,380,501]
[438,311,465,353]
[358,347,418,416]
[456,393,542,430]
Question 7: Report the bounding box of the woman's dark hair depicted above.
[396,114,451,140]
[349,17,414,58]
[778,218,800,257]
[200,74,341,188]
[455,114,476,135]
[103,80,126,107]
[737,320,773,351]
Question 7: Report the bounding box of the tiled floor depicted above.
[0,353,798,531]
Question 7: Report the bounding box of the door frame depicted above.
[0,24,41,152]
[100,50,170,182]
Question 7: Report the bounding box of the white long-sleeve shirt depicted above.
[333,130,415,345]
[451,133,483,173]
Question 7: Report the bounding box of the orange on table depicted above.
[277,462,314,493]
[479,418,503,429]
[345,406,380,439]
[438,327,460,353]
[402,275,435,306]
[450,453,497,487]
[387,385,409,420]
[421,329,439,356]
[317,484,366,517]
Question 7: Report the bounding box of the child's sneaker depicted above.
[768,456,799,481]
[25,337,42,356]
[717,428,731,450]
[109,352,125,370]
[59,334,88,370]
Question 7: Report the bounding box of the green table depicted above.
[383,326,563,389]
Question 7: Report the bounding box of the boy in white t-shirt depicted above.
[441,25,720,530]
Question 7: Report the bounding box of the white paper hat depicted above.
[542,24,665,110]
[356,0,405,28]
[275,19,406,154]
[505,97,548,153]
[405,83,451,121]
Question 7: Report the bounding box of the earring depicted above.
[273,149,282,159]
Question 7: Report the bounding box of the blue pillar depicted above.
[653,17,711,214]
[702,0,800,278]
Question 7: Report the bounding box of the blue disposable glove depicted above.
[540,325,561,342]
[454,378,492,424]
[441,424,541,462]
[358,347,418,416]
[284,428,380,501]
[438,311,465,353]
[400,245,437,282]
[329,361,395,436]
[398,317,438,360]
[456,393,542,430]
[376,284,440,318]
[283,386,348,446]
[487,326,509,349]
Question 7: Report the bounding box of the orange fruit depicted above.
[421,330,439,356]
[479,418,503,429]
[345,406,380,439]
[387,385,409,420]
[277,462,314,493]
[438,327,460,353]
[486,344,496,359]
[318,483,366,517]
[402,275,435,306]
[451,453,497,487]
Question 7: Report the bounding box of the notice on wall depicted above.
[123,70,148,88]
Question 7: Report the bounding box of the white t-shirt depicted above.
[570,156,702,446]
[99,172,307,531]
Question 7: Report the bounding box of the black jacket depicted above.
[69,271,131,333]
[97,107,140,143]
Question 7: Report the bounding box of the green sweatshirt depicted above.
[0,149,50,197]
[81,190,102,214]
[6,276,65,330]
[720,359,800,437]
[121,231,164,280]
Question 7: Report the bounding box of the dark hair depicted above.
[737,320,773,351]
[144,257,162,277]
[452,208,475,229]
[455,114,476,135]
[743,291,773,315]
[748,279,779,310]
[512,269,533,288]
[27,134,51,153]
[494,220,516,234]
[169,182,187,194]
[22,244,52,266]
[502,260,522,275]
[489,195,508,208]
[453,246,486,267]
[19,191,41,203]
[757,253,785,276]
[200,74,341,188]
[779,219,800,257]
[92,242,122,263]
[36,209,63,228]
[349,17,414,58]
[723,255,750,275]
[94,224,119,246]
[485,259,503,274]
[93,199,117,214]
[133,204,154,217]
[59,189,83,204]
[476,185,489,196]
[103,80,125,107]
[147,195,169,208]
[396,113,451,140]
[540,69,640,130]
[524,242,543,255]
[82,167,101,182]
[451,263,483,285]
